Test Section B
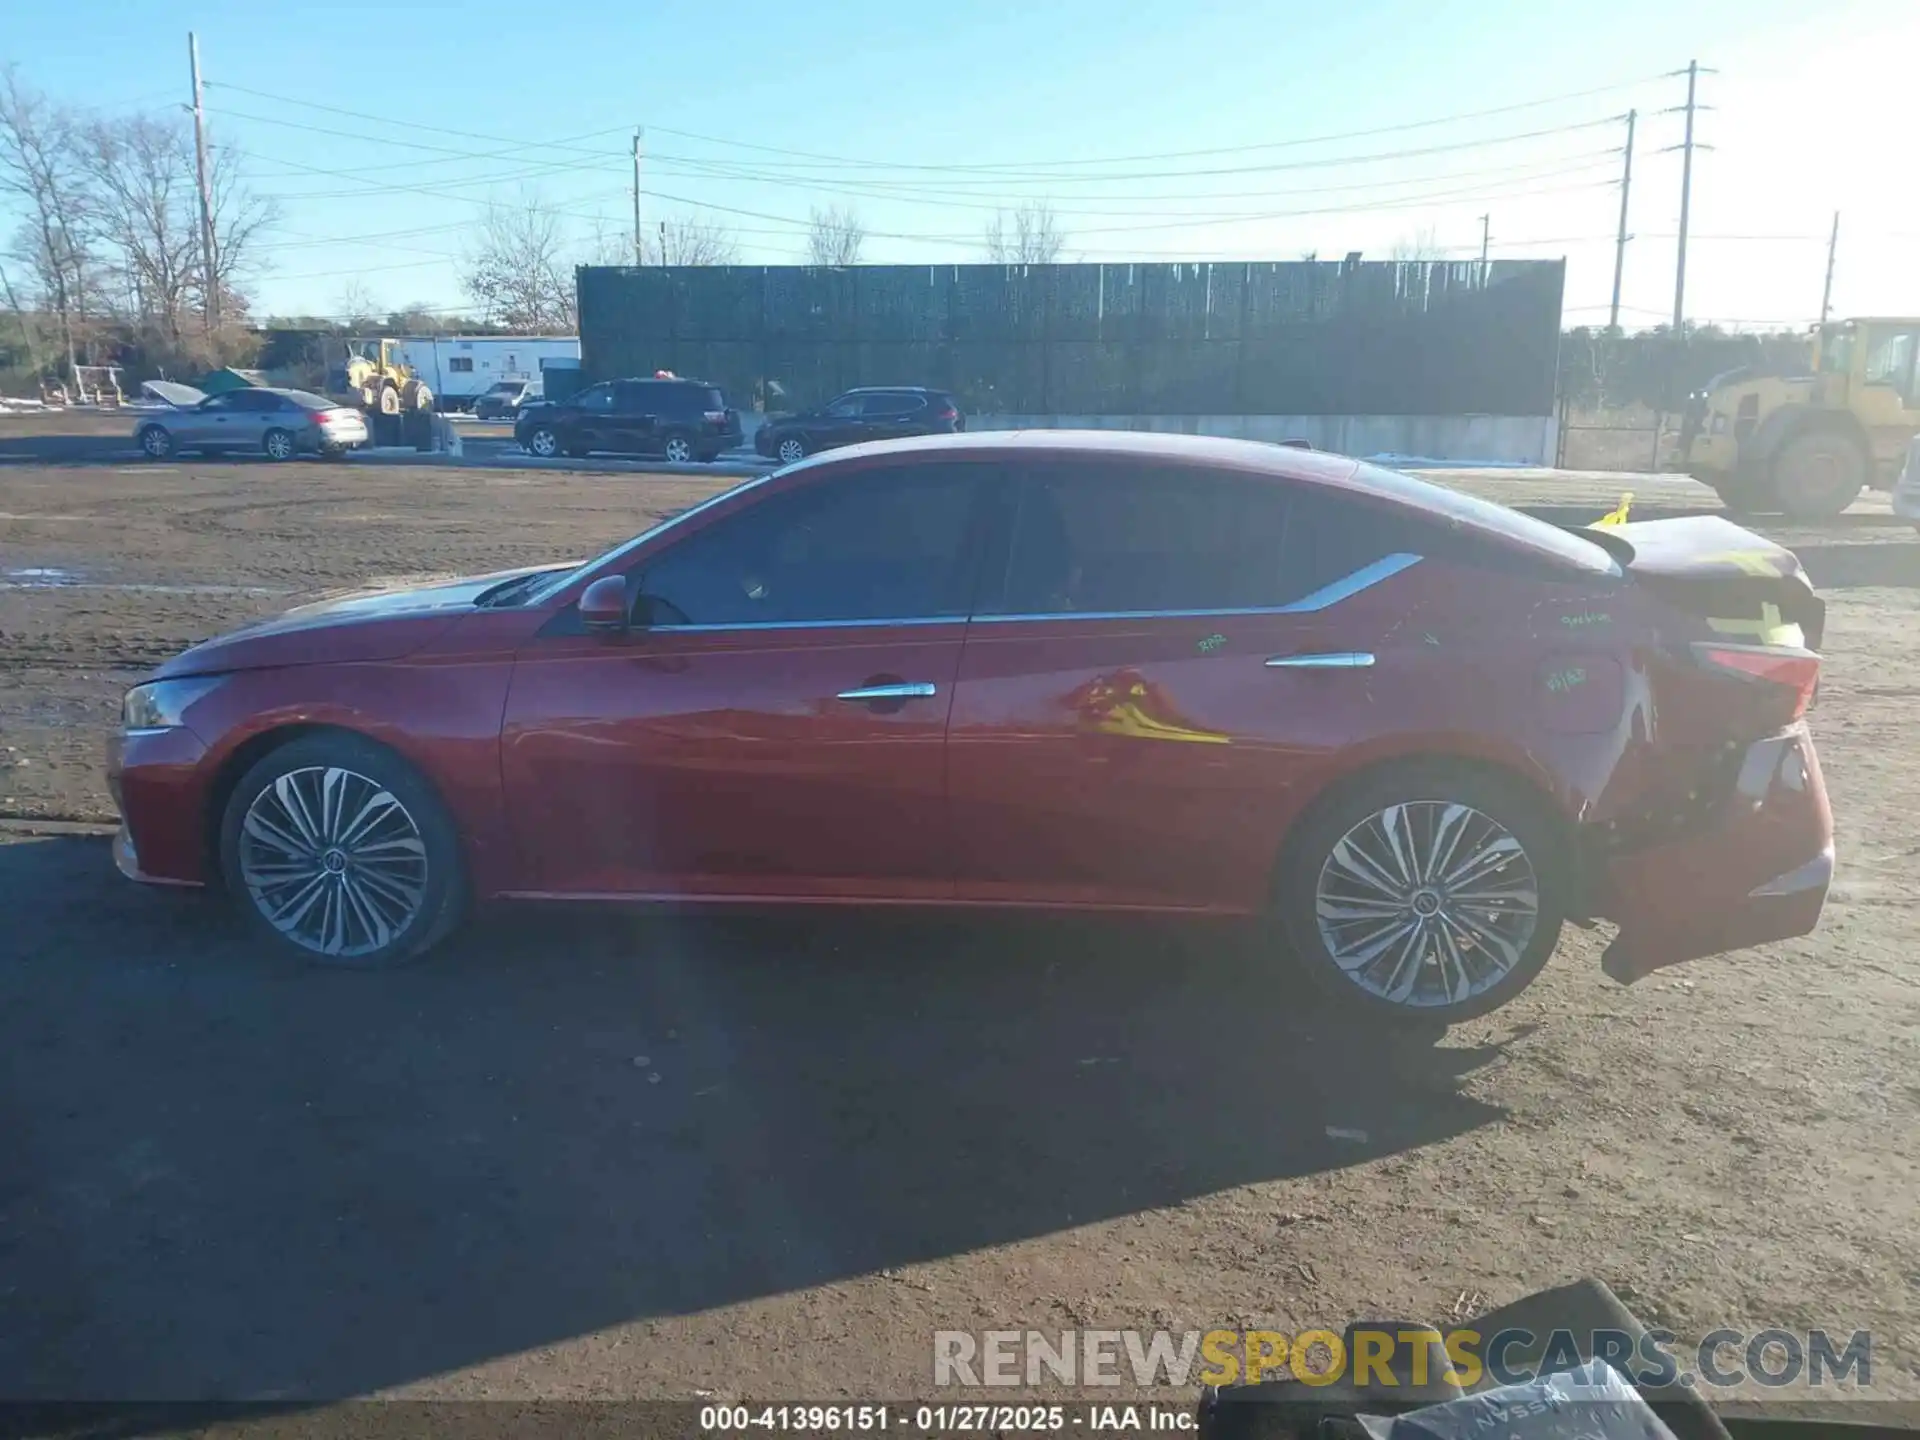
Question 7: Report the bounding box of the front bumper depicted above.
[107,726,211,887]
[1597,727,1833,983]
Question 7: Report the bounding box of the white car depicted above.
[1895,433,1920,529]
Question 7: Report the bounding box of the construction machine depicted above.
[337,339,434,417]
[1673,316,1920,520]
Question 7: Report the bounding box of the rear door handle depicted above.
[1265,652,1375,669]
[837,682,938,701]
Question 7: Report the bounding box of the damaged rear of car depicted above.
[1570,514,1833,983]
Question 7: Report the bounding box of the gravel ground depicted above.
[2,440,1918,1409]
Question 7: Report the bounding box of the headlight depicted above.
[122,676,221,732]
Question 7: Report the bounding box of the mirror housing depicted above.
[578,575,630,633]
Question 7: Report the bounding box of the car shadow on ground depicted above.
[0,834,1511,1400]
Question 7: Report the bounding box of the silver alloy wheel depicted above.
[238,765,429,959]
[141,426,171,457]
[777,437,805,464]
[663,436,693,463]
[264,429,294,461]
[1314,800,1539,1008]
[528,427,558,457]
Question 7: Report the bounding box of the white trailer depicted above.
[349,335,580,408]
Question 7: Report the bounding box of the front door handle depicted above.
[1265,652,1375,669]
[836,681,938,701]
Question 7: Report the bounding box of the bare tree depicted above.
[806,206,865,266]
[201,140,277,323]
[78,114,199,339]
[0,66,94,377]
[653,217,739,266]
[1389,226,1444,263]
[461,191,576,331]
[983,201,1065,264]
[581,212,636,267]
[331,279,379,328]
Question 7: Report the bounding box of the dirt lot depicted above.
[3,432,1919,1408]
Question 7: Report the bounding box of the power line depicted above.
[211,72,1661,177]
[639,74,1662,172]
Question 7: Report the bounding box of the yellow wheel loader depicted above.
[1673,316,1920,520]
[340,339,434,417]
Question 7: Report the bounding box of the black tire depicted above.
[1772,428,1866,521]
[137,424,174,459]
[1274,761,1567,1025]
[524,424,561,459]
[774,434,808,465]
[218,732,466,969]
[262,427,295,462]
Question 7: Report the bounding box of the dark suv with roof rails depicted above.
[754,386,964,464]
[516,375,742,463]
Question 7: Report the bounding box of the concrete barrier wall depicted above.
[737,413,1557,466]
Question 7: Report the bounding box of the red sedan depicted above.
[108,432,1834,1023]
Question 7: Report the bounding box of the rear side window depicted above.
[638,463,986,627]
[862,392,924,417]
[986,464,1295,616]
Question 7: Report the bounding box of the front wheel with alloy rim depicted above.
[1275,764,1566,1024]
[661,433,694,463]
[525,424,560,458]
[776,436,807,464]
[219,733,465,968]
[138,425,174,459]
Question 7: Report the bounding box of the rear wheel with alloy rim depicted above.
[219,733,465,967]
[1276,764,1565,1024]
[263,428,295,461]
[662,433,694,463]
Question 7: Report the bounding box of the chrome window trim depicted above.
[651,614,968,634]
[971,552,1423,624]
[637,554,1422,635]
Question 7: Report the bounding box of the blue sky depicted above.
[8,0,1915,329]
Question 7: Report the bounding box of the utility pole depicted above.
[659,219,668,266]
[1609,109,1636,331]
[1667,59,1712,332]
[641,131,656,266]
[1820,210,1840,325]
[1478,213,1490,284]
[188,33,219,330]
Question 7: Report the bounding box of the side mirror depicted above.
[578,575,630,634]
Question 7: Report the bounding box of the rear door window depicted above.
[862,393,923,417]
[638,463,990,627]
[985,463,1295,616]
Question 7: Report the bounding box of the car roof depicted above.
[842,385,946,395]
[788,428,1363,481]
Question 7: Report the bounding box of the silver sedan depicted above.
[134,387,369,461]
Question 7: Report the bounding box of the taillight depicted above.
[1691,642,1821,721]
[935,405,958,421]
[703,409,728,423]
[309,409,337,424]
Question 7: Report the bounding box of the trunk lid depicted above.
[1581,514,1824,649]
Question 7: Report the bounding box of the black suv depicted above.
[754,386,964,463]
[516,376,742,463]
